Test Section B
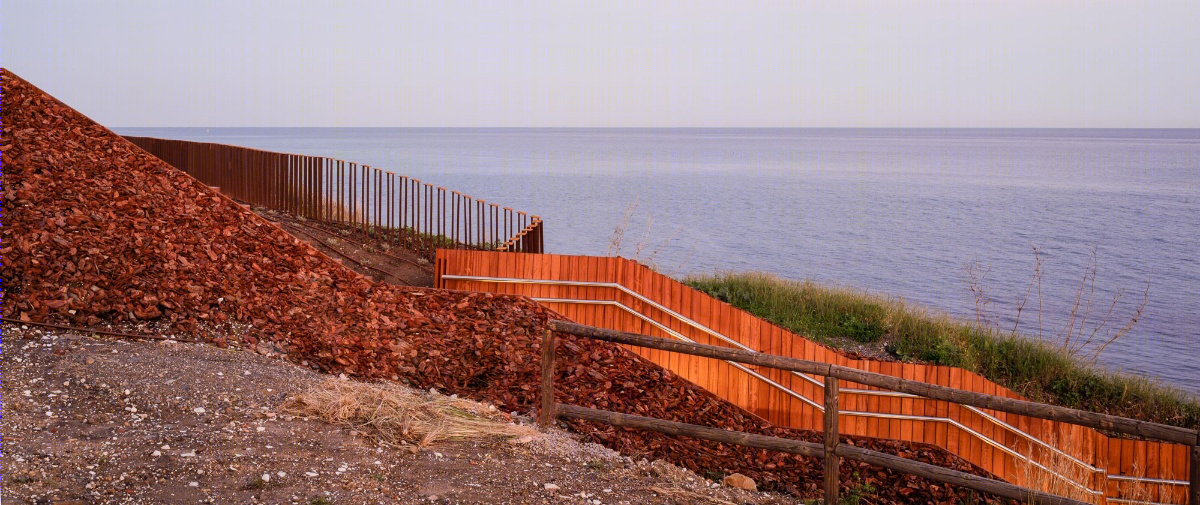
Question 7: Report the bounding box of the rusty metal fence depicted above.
[124,136,544,255]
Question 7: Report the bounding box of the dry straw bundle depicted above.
[283,379,538,446]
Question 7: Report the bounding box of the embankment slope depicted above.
[1,67,995,503]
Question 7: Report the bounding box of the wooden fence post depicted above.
[539,327,557,428]
[824,377,840,505]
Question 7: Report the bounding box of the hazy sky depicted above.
[3,1,1198,127]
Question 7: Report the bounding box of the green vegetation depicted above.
[685,272,1200,430]
[840,476,876,505]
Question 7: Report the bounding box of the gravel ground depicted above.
[2,322,800,505]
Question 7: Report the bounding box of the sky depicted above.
[2,1,1198,128]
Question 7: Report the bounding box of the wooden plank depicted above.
[986,377,1002,478]
[1147,442,1160,500]
[889,361,906,448]
[922,367,936,445]
[668,275,684,394]
[1157,439,1173,482]
[967,373,983,473]
[866,361,880,439]
[901,363,915,443]
[1189,443,1198,505]
[937,366,950,449]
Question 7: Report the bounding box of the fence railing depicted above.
[543,320,1200,505]
[437,250,1199,505]
[125,136,543,255]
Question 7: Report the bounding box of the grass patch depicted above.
[685,272,1200,430]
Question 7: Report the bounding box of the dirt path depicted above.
[256,208,435,288]
[2,322,798,505]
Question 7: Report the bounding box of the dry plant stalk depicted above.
[1116,461,1182,505]
[281,379,537,446]
[1054,247,1149,365]
[970,244,1148,366]
[1015,434,1182,505]
[966,257,993,328]
[607,197,640,256]
[1015,433,1098,504]
[1009,242,1045,338]
[606,197,684,269]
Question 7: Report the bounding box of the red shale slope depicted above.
[0,68,1003,503]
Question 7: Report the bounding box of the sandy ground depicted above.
[1,322,801,505]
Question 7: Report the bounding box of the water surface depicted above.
[116,127,1200,396]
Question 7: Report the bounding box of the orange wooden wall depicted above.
[438,250,1192,505]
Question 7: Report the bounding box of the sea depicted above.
[114,127,1200,397]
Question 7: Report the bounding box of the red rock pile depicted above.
[1,68,1001,504]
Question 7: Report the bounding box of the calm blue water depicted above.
[116,127,1200,396]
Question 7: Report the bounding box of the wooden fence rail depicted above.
[124,136,543,254]
[438,250,1198,505]
[543,320,1199,505]
[545,321,1090,505]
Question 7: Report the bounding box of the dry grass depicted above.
[1011,434,1183,505]
[282,379,538,446]
[1113,461,1185,505]
[1015,434,1098,504]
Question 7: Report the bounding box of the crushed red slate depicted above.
[1,68,1010,504]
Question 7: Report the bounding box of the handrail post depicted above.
[539,326,558,428]
[824,377,840,505]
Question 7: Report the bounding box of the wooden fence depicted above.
[125,136,543,254]
[437,250,1199,505]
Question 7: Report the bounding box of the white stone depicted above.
[256,426,266,432]
[305,472,319,477]
[152,451,162,457]
[189,481,199,487]
[193,407,206,414]
[261,473,270,483]
[543,483,560,491]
